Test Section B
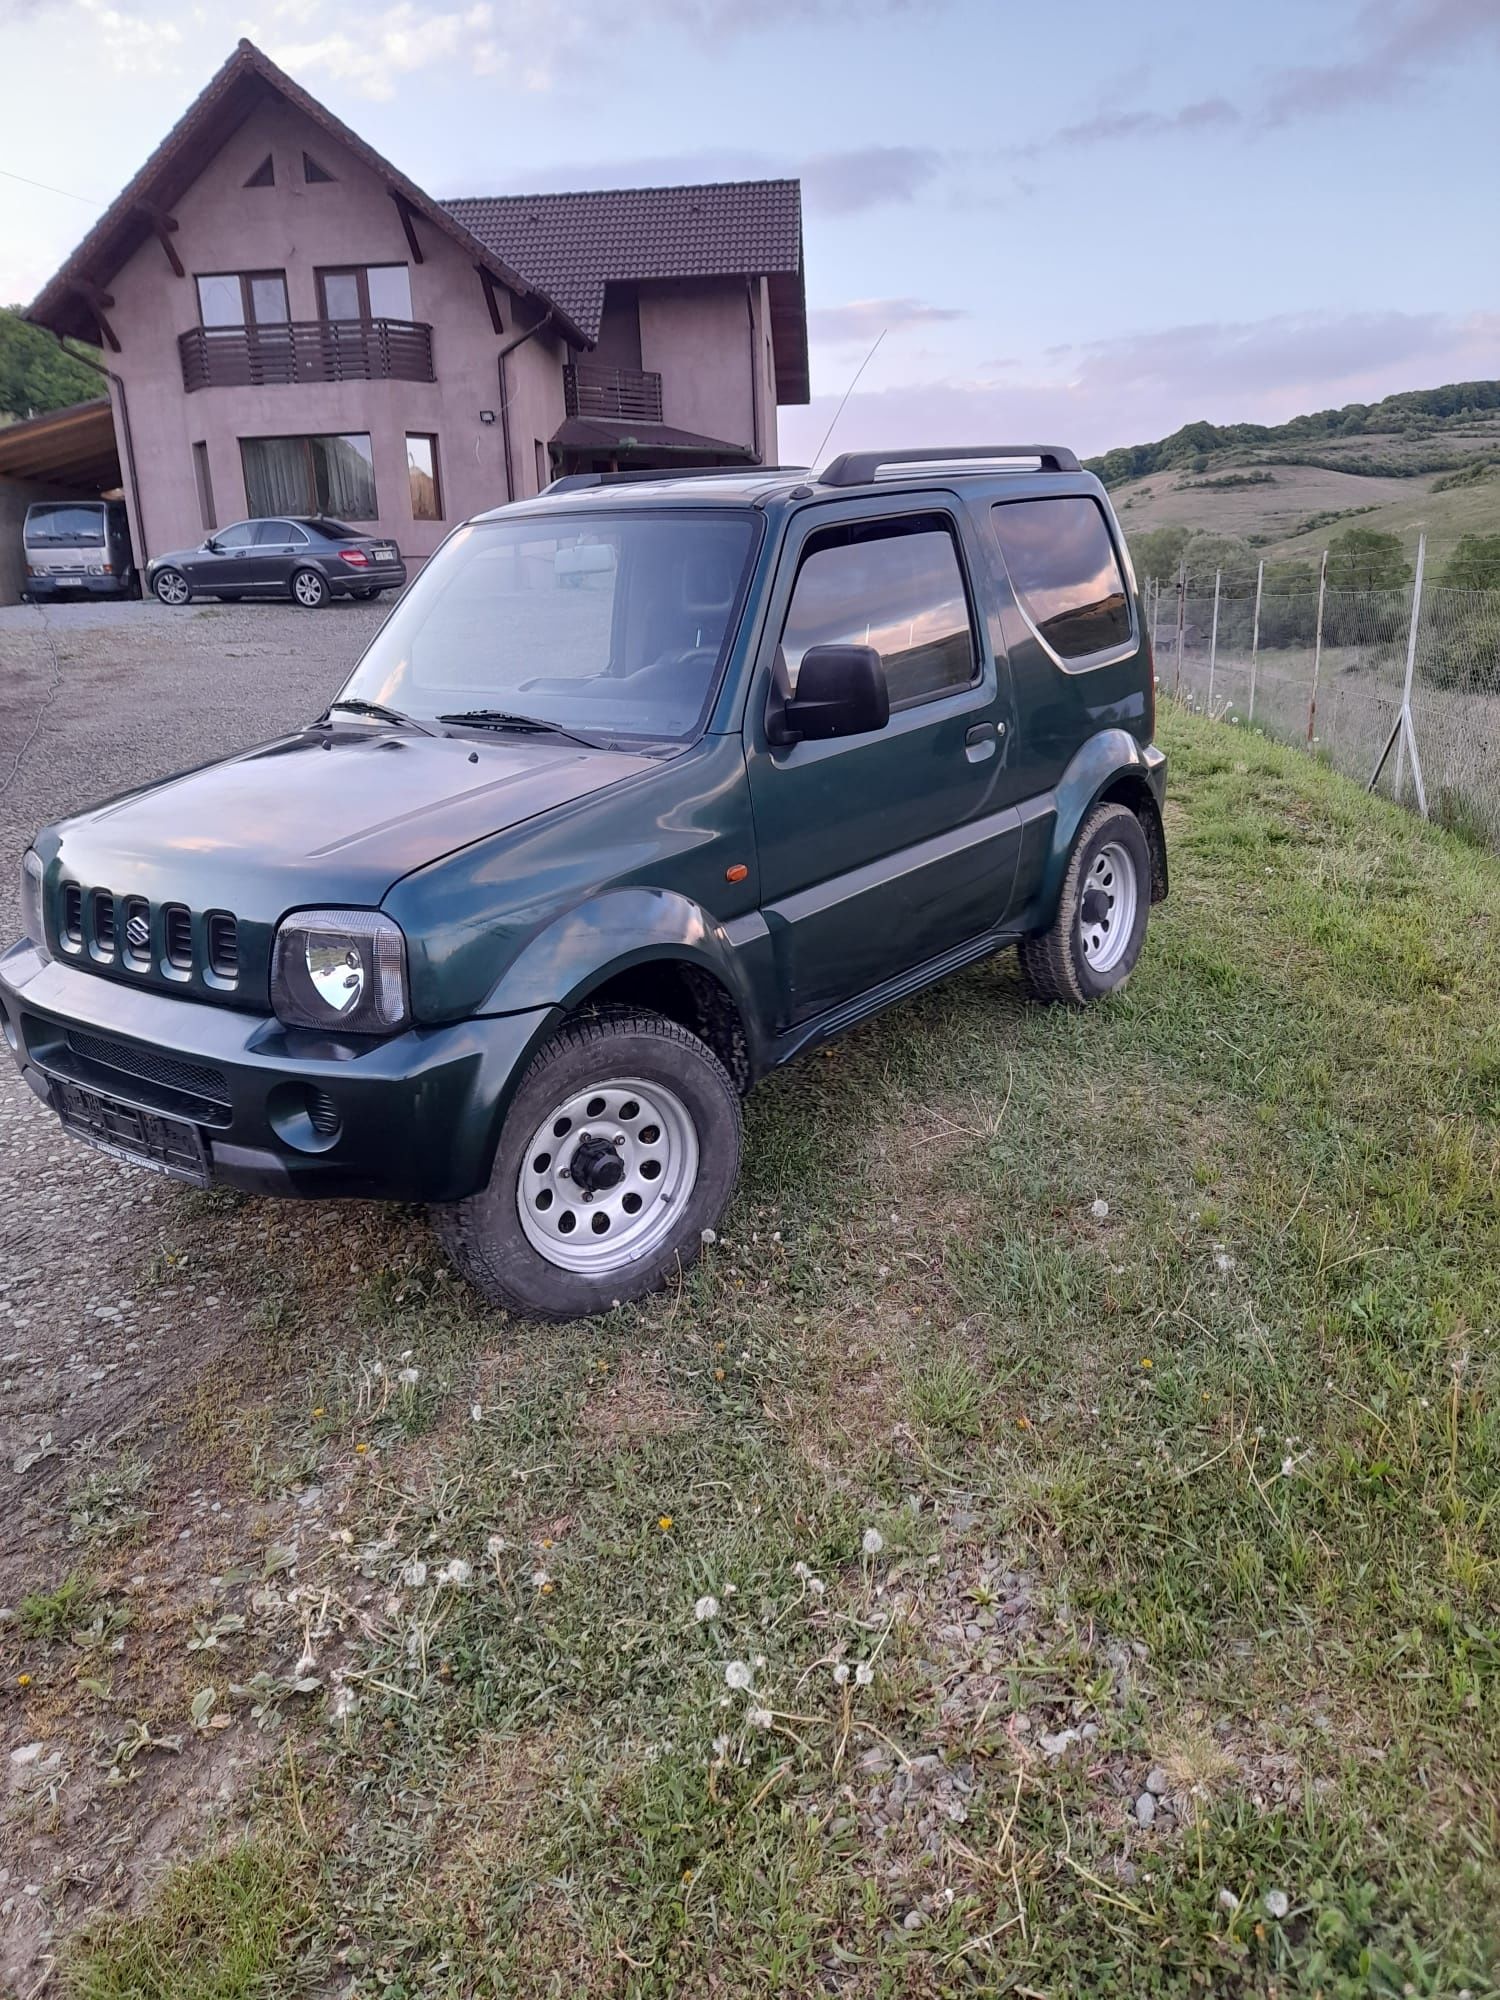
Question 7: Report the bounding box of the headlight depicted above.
[270,909,409,1034]
[20,850,49,961]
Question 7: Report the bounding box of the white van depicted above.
[23,499,136,600]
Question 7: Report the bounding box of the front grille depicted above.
[55,883,245,995]
[164,905,193,970]
[207,913,239,981]
[65,1028,230,1110]
[91,890,116,955]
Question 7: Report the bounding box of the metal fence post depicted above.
[1248,558,1264,726]
[1174,559,1186,697]
[1393,534,1427,815]
[1307,549,1328,746]
[1150,573,1162,662]
[1207,568,1221,712]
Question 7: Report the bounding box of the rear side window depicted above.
[991,497,1131,662]
[779,512,976,706]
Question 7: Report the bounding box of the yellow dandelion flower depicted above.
[312,1406,326,1419]
[540,1581,555,1595]
[681,1866,694,1884]
[714,1367,725,1382]
[1139,1357,1153,1370]
[658,1515,674,1533]
[354,1441,370,1454]
[17,1673,32,1688]
[1016,1414,1031,1430]
[540,1537,553,1550]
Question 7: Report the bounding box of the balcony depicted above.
[563,363,664,423]
[178,318,435,392]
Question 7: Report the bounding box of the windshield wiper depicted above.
[323,697,439,737]
[436,709,600,749]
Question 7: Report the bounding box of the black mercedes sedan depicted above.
[147,517,406,609]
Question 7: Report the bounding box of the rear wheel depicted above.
[1019,801,1151,1005]
[153,568,190,606]
[431,1009,741,1320]
[291,567,329,609]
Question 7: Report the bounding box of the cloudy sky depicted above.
[2,0,1497,459]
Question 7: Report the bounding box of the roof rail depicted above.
[817,445,1081,487]
[543,465,807,495]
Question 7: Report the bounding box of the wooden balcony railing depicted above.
[563,363,664,424]
[179,318,436,392]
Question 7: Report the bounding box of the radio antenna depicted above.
[811,327,887,467]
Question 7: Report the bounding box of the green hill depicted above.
[1088,381,1500,570]
[0,305,104,423]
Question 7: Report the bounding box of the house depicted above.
[19,39,808,578]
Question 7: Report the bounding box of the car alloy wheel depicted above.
[153,568,189,606]
[292,568,328,609]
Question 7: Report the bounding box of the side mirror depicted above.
[774,643,890,743]
[203,537,220,553]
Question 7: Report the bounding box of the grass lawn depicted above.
[65,705,1500,1999]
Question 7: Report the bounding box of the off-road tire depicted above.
[1018,801,1151,1006]
[431,1008,742,1321]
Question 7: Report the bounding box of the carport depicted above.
[0,397,123,604]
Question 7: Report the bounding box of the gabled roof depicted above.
[446,183,809,404]
[26,39,587,348]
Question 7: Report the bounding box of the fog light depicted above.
[266,1080,343,1153]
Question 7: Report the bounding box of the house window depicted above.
[244,154,274,188]
[406,434,441,520]
[316,264,413,322]
[241,434,377,520]
[303,153,336,183]
[192,441,216,532]
[196,271,289,327]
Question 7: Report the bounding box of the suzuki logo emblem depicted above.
[125,913,151,954]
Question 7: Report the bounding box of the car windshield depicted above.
[338,508,760,744]
[26,504,105,547]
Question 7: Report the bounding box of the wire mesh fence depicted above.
[1147,540,1500,848]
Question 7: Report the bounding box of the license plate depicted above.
[372,545,397,562]
[52,1079,210,1187]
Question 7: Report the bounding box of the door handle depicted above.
[964,721,998,763]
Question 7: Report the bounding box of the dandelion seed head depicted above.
[486,1534,507,1556]
[833,1662,850,1685]
[725,1660,753,1690]
[694,1595,720,1622]
[402,1559,428,1588]
[747,1706,772,1729]
[855,1662,874,1687]
[397,1366,420,1386]
[862,1529,884,1557]
[437,1559,473,1588]
[1264,1889,1290,1920]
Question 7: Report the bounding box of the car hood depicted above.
[40,726,660,923]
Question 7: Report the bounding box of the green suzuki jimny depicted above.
[4,448,1166,1319]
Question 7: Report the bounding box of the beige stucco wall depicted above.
[637,278,762,456]
[104,93,568,566]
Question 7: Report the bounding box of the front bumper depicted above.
[0,939,552,1203]
[25,574,132,598]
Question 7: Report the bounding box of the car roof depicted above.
[477,447,1099,522]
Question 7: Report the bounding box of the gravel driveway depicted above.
[0,600,382,1585]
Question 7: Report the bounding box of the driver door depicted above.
[185,520,256,589]
[745,498,1022,1027]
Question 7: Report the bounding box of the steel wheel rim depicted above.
[1079,840,1138,973]
[157,572,188,605]
[294,572,324,606]
[517,1077,699,1274]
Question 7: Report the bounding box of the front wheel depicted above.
[1019,801,1151,1005]
[291,567,329,609]
[153,567,190,606]
[431,1009,742,1320]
